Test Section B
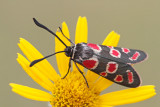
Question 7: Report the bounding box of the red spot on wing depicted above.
[110,49,121,58]
[82,59,98,69]
[114,75,123,82]
[107,46,113,48]
[100,71,107,77]
[122,48,130,54]
[129,51,140,61]
[106,62,118,74]
[127,70,134,84]
[87,43,100,50]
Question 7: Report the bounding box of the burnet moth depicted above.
[30,18,147,88]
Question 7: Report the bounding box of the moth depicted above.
[30,18,147,88]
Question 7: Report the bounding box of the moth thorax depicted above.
[64,46,74,57]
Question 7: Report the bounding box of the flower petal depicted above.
[86,70,100,85]
[73,16,88,72]
[10,83,53,101]
[55,22,71,77]
[18,38,59,82]
[86,31,120,88]
[75,16,88,44]
[92,77,114,93]
[102,31,120,46]
[99,105,112,107]
[17,53,54,91]
[99,85,156,106]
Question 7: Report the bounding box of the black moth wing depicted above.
[93,56,141,88]
[73,43,147,88]
[99,45,148,64]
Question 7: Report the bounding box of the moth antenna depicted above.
[30,51,66,67]
[58,27,75,45]
[33,18,68,47]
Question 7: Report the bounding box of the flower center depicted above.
[50,71,99,107]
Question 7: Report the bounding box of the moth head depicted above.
[64,46,74,57]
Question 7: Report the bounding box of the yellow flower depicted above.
[10,16,156,107]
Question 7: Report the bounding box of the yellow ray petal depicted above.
[10,83,53,101]
[17,53,54,91]
[86,70,100,84]
[99,85,156,106]
[99,105,112,107]
[73,16,88,72]
[55,22,71,77]
[18,38,59,82]
[93,77,113,93]
[86,31,120,88]
[75,16,88,44]
[102,31,120,46]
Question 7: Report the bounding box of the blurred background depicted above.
[1,0,159,107]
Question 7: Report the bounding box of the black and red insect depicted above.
[30,18,147,88]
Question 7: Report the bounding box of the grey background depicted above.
[1,0,159,107]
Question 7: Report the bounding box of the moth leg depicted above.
[74,62,89,88]
[62,58,71,79]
